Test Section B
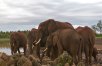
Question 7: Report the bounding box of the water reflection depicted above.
[0,48,11,55]
[0,39,23,55]
[0,44,24,55]
[0,47,24,55]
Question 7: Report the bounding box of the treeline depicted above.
[0,30,102,39]
[0,30,29,39]
[0,31,10,38]
[0,19,102,39]
[92,20,102,34]
[91,20,102,38]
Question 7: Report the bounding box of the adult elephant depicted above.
[76,26,95,66]
[34,19,74,58]
[42,28,82,66]
[10,32,27,55]
[28,28,38,54]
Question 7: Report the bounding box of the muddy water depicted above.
[0,44,24,55]
[0,48,11,55]
[0,43,10,55]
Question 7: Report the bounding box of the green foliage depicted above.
[92,25,97,32]
[0,30,29,39]
[0,31,10,38]
[92,20,102,34]
[96,34,102,38]
[0,38,10,44]
[0,38,10,48]
[56,52,72,66]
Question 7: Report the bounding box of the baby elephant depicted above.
[92,47,98,62]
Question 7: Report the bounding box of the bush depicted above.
[55,52,72,66]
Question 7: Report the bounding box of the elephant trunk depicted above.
[40,48,48,63]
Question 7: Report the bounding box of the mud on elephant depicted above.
[10,32,27,55]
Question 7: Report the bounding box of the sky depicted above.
[0,0,102,31]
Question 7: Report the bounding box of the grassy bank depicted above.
[96,34,102,38]
[0,38,10,44]
[0,38,10,48]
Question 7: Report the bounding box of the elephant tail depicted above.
[78,37,84,61]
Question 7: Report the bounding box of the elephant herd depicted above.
[10,19,98,66]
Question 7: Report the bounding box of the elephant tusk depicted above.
[32,45,35,49]
[43,48,48,52]
[35,38,41,45]
[33,40,36,44]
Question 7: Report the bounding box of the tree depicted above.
[92,20,102,34]
[91,25,97,33]
[97,20,102,34]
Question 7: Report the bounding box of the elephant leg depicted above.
[93,55,97,62]
[11,48,14,55]
[85,48,89,66]
[78,50,83,62]
[57,41,63,55]
[58,45,63,55]
[89,47,93,65]
[18,48,21,54]
[17,48,21,54]
[23,46,27,55]
[29,43,33,54]
[36,44,40,58]
[46,48,51,57]
[73,55,78,66]
[11,51,13,55]
[11,44,14,55]
[78,45,82,62]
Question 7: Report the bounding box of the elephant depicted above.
[76,26,95,66]
[92,47,98,62]
[33,19,74,58]
[42,28,82,66]
[27,28,38,54]
[10,32,27,55]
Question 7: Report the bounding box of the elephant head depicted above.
[34,19,56,47]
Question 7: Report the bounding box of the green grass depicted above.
[0,38,10,48]
[0,38,10,44]
[96,37,102,39]
[96,34,102,38]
